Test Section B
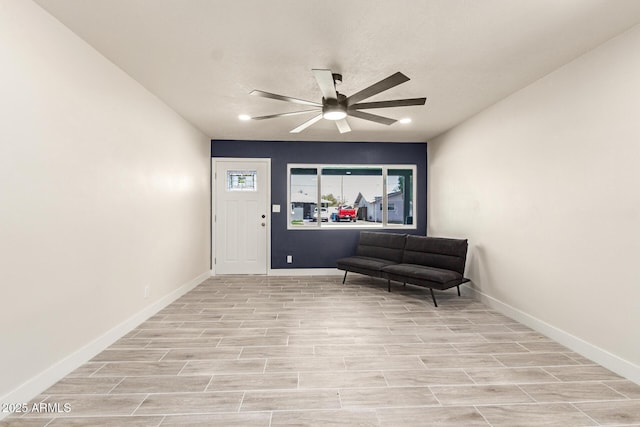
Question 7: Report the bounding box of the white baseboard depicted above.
[268,268,343,276]
[462,284,640,385]
[0,270,211,420]
[211,268,343,276]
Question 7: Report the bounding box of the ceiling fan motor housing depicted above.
[322,95,347,120]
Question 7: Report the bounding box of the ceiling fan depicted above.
[247,69,426,134]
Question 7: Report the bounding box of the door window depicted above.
[226,170,257,191]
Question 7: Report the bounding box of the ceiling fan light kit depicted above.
[322,98,347,121]
[247,69,426,133]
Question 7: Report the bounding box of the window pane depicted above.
[290,168,318,227]
[320,167,383,226]
[387,169,413,225]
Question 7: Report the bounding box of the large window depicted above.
[288,164,416,229]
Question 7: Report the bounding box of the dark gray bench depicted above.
[336,231,406,279]
[337,232,470,307]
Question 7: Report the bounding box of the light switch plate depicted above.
[272,204,281,213]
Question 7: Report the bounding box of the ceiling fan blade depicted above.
[251,109,320,120]
[312,69,337,100]
[349,97,426,110]
[250,90,321,107]
[335,118,351,134]
[348,110,397,126]
[290,114,323,133]
[346,72,410,105]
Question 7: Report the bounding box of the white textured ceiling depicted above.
[33,0,640,142]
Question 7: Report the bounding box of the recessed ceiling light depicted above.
[399,118,412,124]
[238,114,251,121]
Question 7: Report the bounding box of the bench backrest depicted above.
[356,231,406,263]
[402,236,468,275]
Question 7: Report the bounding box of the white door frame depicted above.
[211,157,271,275]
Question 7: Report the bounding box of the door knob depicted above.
[261,222,266,227]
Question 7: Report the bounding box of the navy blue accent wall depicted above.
[212,140,427,269]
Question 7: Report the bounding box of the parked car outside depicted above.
[312,207,329,222]
[334,205,357,222]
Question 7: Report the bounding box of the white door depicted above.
[213,159,269,274]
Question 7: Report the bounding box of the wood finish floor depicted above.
[3,275,639,426]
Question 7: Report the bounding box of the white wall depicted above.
[0,0,210,405]
[429,24,640,381]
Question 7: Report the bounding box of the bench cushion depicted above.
[355,231,406,263]
[382,263,462,285]
[336,256,399,273]
[402,236,468,275]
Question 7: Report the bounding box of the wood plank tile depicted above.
[43,377,124,395]
[299,371,387,389]
[160,347,241,361]
[91,349,168,362]
[520,381,627,402]
[47,416,164,426]
[135,392,243,415]
[265,357,345,373]
[111,375,211,393]
[241,390,341,411]
[420,354,502,369]
[160,412,271,426]
[93,362,186,377]
[574,400,640,425]
[477,403,597,426]
[543,364,623,381]
[604,380,640,398]
[206,372,298,391]
[383,369,473,386]
[376,406,489,426]
[493,352,579,367]
[339,386,438,408]
[431,384,534,405]
[180,359,266,375]
[314,344,388,357]
[464,367,559,384]
[0,420,54,427]
[344,356,425,371]
[271,409,379,426]
[239,345,314,359]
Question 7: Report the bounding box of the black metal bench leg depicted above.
[429,288,438,307]
[388,280,391,292]
[457,285,460,297]
[342,271,348,284]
